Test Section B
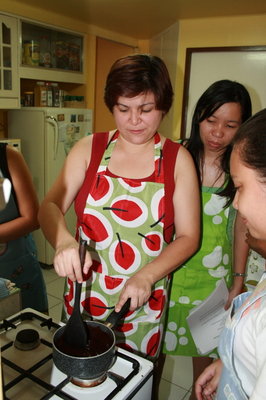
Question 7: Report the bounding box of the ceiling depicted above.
[15,0,266,39]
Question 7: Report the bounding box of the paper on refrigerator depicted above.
[186,278,230,355]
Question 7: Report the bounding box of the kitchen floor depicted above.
[42,268,193,400]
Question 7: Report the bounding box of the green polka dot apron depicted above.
[63,131,171,360]
[164,186,233,357]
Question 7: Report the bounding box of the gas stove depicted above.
[0,308,153,399]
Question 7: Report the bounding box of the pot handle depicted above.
[105,298,131,329]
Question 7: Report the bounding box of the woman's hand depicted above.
[53,239,92,283]
[115,272,153,312]
[195,359,223,400]
[224,283,244,310]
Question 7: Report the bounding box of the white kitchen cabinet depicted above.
[19,20,85,84]
[0,13,86,109]
[0,14,20,109]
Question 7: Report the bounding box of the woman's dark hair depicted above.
[185,79,252,203]
[104,54,173,114]
[233,108,266,179]
[186,79,252,171]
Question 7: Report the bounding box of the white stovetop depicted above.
[0,308,153,400]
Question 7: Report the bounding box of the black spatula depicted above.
[60,238,89,349]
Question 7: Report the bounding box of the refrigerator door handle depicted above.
[46,115,59,160]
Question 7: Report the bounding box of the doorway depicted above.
[94,37,136,132]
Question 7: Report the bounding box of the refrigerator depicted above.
[8,107,93,265]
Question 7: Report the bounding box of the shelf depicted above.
[19,65,85,84]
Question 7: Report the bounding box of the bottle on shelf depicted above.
[24,91,34,107]
[55,41,69,70]
[45,82,53,107]
[68,42,81,71]
[59,89,65,108]
[39,35,51,68]
[51,83,60,107]
[34,81,47,107]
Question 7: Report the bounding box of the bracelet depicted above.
[232,272,247,277]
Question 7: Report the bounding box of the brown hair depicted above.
[104,54,173,114]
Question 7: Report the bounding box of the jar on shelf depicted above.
[23,40,40,66]
[55,41,69,69]
[64,95,85,108]
[59,89,65,107]
[34,81,47,107]
[68,42,80,71]
[24,91,34,106]
[39,35,51,68]
[45,82,53,107]
[51,83,60,107]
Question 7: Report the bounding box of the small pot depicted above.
[52,299,130,380]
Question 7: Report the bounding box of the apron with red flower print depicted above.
[62,131,171,360]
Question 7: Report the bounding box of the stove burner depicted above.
[70,373,107,388]
[14,328,41,351]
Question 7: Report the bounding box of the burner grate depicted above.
[1,311,78,399]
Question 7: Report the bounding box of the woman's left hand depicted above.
[115,273,153,312]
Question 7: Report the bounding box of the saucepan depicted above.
[52,298,131,380]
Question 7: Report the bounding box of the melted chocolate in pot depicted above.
[55,324,113,357]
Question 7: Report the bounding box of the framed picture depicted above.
[181,46,266,138]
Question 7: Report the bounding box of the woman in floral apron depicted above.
[64,129,177,358]
[196,108,266,400]
[38,54,200,395]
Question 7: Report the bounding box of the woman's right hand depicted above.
[53,239,92,282]
[195,359,223,400]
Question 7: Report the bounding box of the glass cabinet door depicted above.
[21,21,83,73]
[0,14,19,106]
[19,20,84,84]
